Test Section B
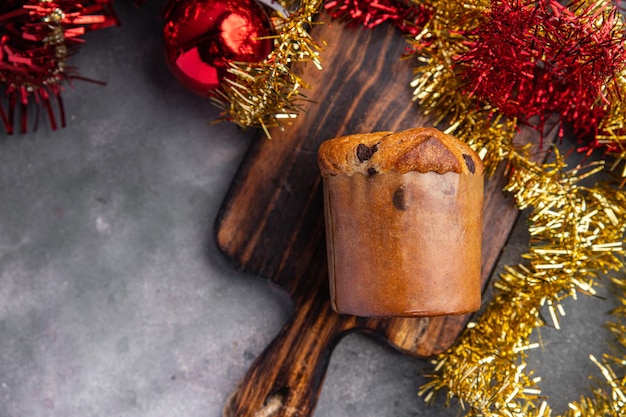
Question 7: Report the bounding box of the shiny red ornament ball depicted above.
[163,0,274,96]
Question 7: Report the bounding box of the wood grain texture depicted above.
[217,15,551,417]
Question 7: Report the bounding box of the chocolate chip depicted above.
[463,154,476,174]
[367,167,378,176]
[393,187,408,210]
[356,143,378,162]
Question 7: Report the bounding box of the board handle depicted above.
[223,296,351,417]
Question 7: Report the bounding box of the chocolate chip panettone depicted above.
[318,127,484,317]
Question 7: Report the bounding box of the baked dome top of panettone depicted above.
[318,127,484,177]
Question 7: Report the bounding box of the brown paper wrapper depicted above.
[323,171,483,317]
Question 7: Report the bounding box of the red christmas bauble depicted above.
[163,0,274,96]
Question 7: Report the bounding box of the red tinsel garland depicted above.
[0,1,117,134]
[324,0,431,36]
[455,0,626,147]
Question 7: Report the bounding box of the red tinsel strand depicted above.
[324,0,432,36]
[0,1,118,134]
[454,0,626,148]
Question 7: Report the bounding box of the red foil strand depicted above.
[0,1,118,134]
[324,0,432,36]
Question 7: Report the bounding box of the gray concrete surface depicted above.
[0,1,621,416]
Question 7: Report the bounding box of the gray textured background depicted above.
[0,1,621,416]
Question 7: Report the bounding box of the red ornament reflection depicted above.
[163,0,274,96]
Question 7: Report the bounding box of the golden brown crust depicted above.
[318,127,484,177]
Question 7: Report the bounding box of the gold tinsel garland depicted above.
[409,0,626,415]
[598,74,626,186]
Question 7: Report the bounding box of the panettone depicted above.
[318,127,484,317]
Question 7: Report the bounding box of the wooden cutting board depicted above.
[216,14,548,417]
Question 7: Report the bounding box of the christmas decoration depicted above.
[0,1,118,133]
[323,0,432,35]
[407,0,626,162]
[455,0,626,144]
[162,0,274,96]
[209,0,325,137]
